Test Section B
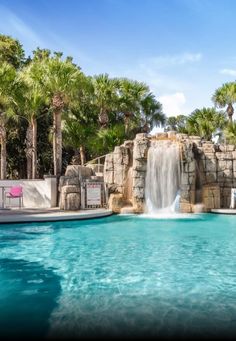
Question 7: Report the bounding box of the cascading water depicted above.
[145,141,181,214]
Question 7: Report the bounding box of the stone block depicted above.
[65,193,80,210]
[108,193,124,213]
[133,198,145,213]
[220,188,231,208]
[133,138,149,160]
[113,146,129,166]
[59,176,80,191]
[205,159,217,172]
[60,192,80,210]
[205,172,217,183]
[216,152,233,160]
[133,159,147,171]
[65,165,93,178]
[135,133,147,140]
[179,203,192,213]
[61,185,80,194]
[155,132,168,139]
[181,172,189,185]
[133,176,145,188]
[167,131,177,139]
[226,145,235,152]
[104,170,114,185]
[180,191,190,201]
[133,186,145,199]
[202,185,220,210]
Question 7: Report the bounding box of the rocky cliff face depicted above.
[104,132,236,213]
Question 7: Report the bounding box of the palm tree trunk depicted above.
[0,135,7,180]
[124,115,129,135]
[80,145,86,165]
[227,103,234,123]
[32,118,37,179]
[25,124,33,179]
[0,114,7,179]
[53,109,62,178]
[99,108,109,128]
[124,112,133,136]
[27,156,32,180]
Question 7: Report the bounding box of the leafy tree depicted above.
[140,92,165,133]
[212,82,236,123]
[90,124,126,155]
[0,34,25,69]
[165,115,188,133]
[186,107,227,141]
[118,78,148,135]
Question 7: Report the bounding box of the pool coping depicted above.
[210,209,236,215]
[0,208,113,224]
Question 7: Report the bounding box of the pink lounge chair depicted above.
[5,185,23,209]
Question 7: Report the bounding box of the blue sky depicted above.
[1,0,236,117]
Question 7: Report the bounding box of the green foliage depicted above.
[224,122,236,145]
[141,93,165,132]
[0,35,25,69]
[212,82,236,122]
[6,35,232,178]
[212,82,236,108]
[165,115,188,133]
[90,124,126,156]
[186,107,227,141]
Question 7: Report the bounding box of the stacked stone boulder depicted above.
[175,135,196,213]
[132,134,149,212]
[59,165,93,210]
[104,141,133,213]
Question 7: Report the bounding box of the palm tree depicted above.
[18,62,45,179]
[212,82,236,123]
[140,92,165,133]
[42,52,83,177]
[118,78,148,135]
[165,115,188,133]
[224,121,236,144]
[0,62,19,179]
[92,124,126,155]
[92,74,119,128]
[186,107,227,141]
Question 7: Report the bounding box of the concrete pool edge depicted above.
[210,209,236,215]
[0,208,113,224]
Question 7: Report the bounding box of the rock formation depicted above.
[104,132,236,213]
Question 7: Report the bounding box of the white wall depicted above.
[0,176,57,208]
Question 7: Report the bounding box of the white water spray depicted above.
[145,141,181,214]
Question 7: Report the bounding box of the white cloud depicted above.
[220,68,236,77]
[148,52,202,68]
[159,92,187,117]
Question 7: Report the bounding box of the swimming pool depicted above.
[0,214,236,339]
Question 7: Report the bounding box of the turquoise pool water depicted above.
[0,214,236,339]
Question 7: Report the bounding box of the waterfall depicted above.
[145,141,181,214]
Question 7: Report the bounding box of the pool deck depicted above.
[0,208,113,224]
[211,209,236,215]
